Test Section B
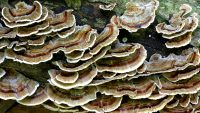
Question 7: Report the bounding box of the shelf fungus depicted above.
[156,4,199,48]
[0,51,5,64]
[158,75,200,95]
[48,65,98,89]
[54,46,110,72]
[135,48,200,76]
[17,86,49,106]
[165,93,200,109]
[161,105,194,113]
[97,78,156,99]
[0,68,6,78]
[0,69,39,100]
[65,50,86,63]
[48,69,79,84]
[1,0,200,112]
[112,0,159,32]
[26,35,47,46]
[82,95,122,113]
[64,23,119,64]
[65,50,85,61]
[5,25,97,64]
[99,3,116,11]
[1,1,76,38]
[95,43,147,73]
[1,1,49,28]
[2,1,42,23]
[148,88,167,100]
[164,32,193,48]
[162,66,200,82]
[111,96,174,113]
[47,85,98,107]
[162,99,200,113]
[103,41,141,58]
[89,72,134,86]
[42,101,81,113]
[89,23,119,55]
[16,19,49,37]
[0,24,17,39]
[36,10,76,36]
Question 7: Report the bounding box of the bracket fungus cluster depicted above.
[111,0,159,32]
[0,0,199,113]
[156,4,199,48]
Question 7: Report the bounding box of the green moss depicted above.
[42,1,65,10]
[190,29,200,47]
[94,18,106,28]
[64,0,82,10]
[0,0,8,8]
[81,18,88,24]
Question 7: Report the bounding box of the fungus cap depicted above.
[118,0,159,32]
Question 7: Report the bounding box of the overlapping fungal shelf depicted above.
[0,0,199,113]
[156,4,199,48]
